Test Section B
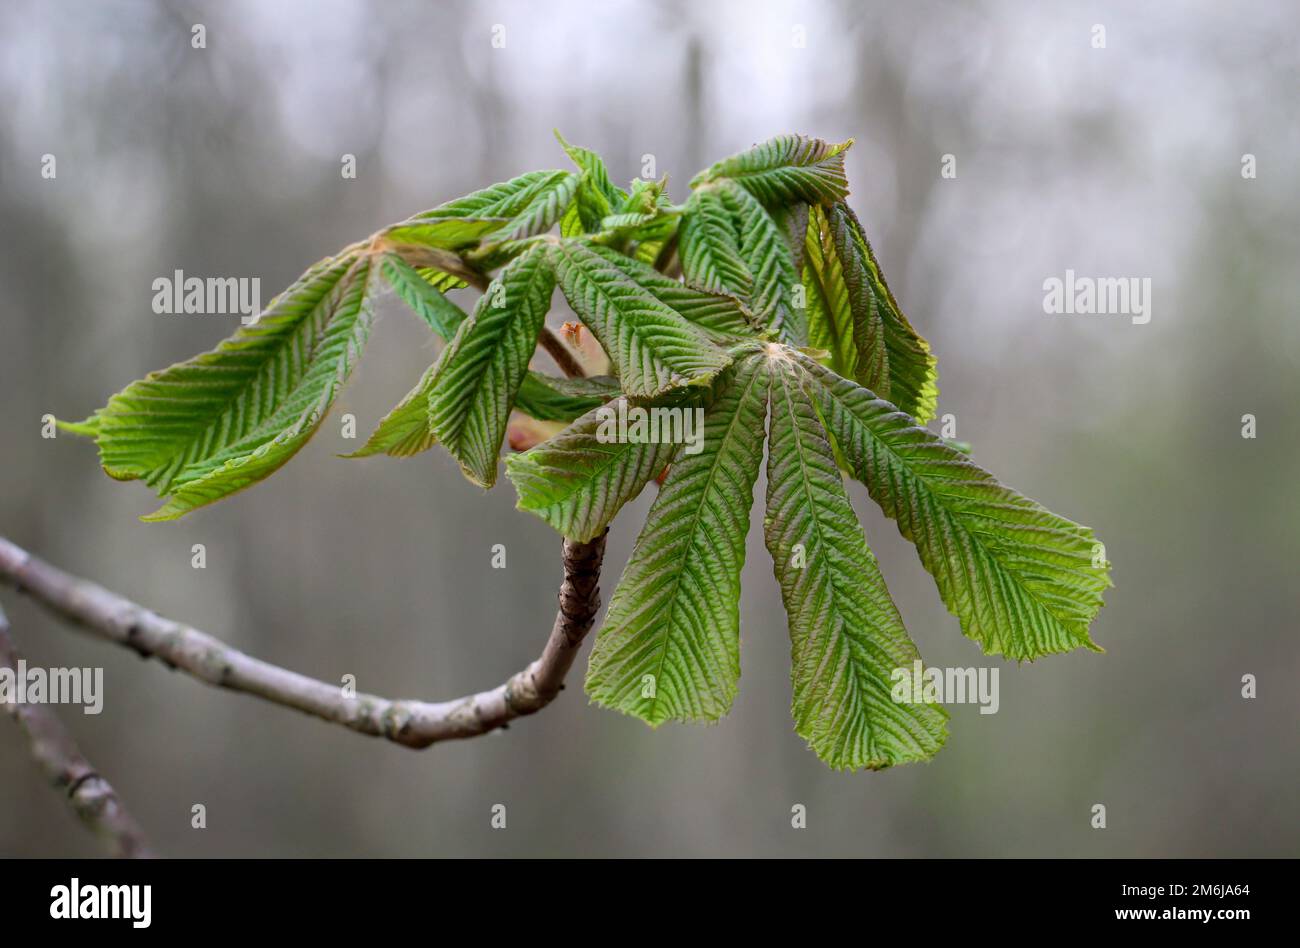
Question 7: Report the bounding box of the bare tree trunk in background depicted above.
[0,603,153,858]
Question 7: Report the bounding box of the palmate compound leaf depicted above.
[801,203,939,423]
[552,240,732,398]
[425,243,557,487]
[59,133,1105,772]
[68,251,379,520]
[580,346,946,768]
[584,353,769,722]
[764,352,947,769]
[797,353,1111,660]
[690,134,853,206]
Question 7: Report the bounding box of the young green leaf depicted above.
[78,251,375,521]
[552,240,731,397]
[595,246,756,340]
[427,244,557,487]
[513,372,619,423]
[555,130,626,209]
[381,217,511,251]
[485,171,579,243]
[143,390,331,521]
[560,199,586,239]
[415,266,469,294]
[380,253,469,339]
[678,186,753,297]
[832,201,938,424]
[506,395,681,542]
[143,255,381,519]
[802,202,887,394]
[771,201,811,273]
[586,355,770,723]
[343,362,440,460]
[799,353,1110,660]
[764,353,947,769]
[720,180,804,345]
[691,134,853,206]
[356,258,611,457]
[411,170,572,221]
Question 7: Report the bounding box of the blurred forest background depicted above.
[1,0,1297,857]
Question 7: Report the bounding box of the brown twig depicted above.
[0,601,154,858]
[0,534,606,749]
[537,324,587,378]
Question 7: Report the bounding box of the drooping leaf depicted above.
[427,244,557,487]
[513,372,619,422]
[416,266,469,294]
[552,240,731,398]
[802,203,887,395]
[763,353,947,769]
[143,256,381,519]
[77,251,375,520]
[831,201,938,423]
[356,258,610,456]
[771,201,811,273]
[691,134,853,206]
[506,394,683,542]
[343,362,440,460]
[720,180,803,345]
[380,253,469,339]
[349,367,613,462]
[586,355,770,722]
[678,186,752,297]
[143,398,330,521]
[799,353,1110,660]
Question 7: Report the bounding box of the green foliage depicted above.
[800,354,1110,660]
[691,134,853,206]
[425,244,557,487]
[764,354,947,768]
[584,355,768,722]
[552,240,730,397]
[64,132,1109,770]
[505,395,679,543]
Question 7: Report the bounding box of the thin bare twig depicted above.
[0,600,154,857]
[0,534,605,749]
